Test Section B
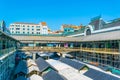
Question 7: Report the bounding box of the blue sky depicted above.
[0,0,120,30]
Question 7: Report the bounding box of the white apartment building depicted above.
[9,22,48,35]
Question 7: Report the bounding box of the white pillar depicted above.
[33,53,36,61]
[59,44,61,48]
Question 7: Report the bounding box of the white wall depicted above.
[9,22,48,35]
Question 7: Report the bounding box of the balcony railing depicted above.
[0,47,16,57]
[21,46,119,54]
[81,48,119,53]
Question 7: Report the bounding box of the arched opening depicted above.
[86,29,91,35]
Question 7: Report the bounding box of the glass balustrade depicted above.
[0,47,16,57]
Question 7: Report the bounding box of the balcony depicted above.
[0,47,16,57]
[20,47,119,54]
[81,48,119,54]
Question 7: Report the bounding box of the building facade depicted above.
[9,22,48,35]
[67,16,120,37]
[0,20,10,34]
[11,16,120,75]
[61,24,82,33]
[0,30,19,80]
[0,20,6,31]
[12,31,120,75]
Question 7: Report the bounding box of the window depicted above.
[23,28,25,30]
[32,32,34,34]
[27,28,29,30]
[36,29,40,31]
[36,26,40,28]
[16,31,20,34]
[64,30,67,32]
[43,28,47,30]
[86,29,91,35]
[11,25,14,27]
[12,28,14,30]
[16,28,20,30]
[23,32,25,34]
[37,32,40,34]
[27,32,29,34]
[17,25,20,27]
[32,29,34,30]
[16,25,20,27]
[23,25,25,27]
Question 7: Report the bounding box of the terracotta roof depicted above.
[62,24,82,30]
[41,22,47,26]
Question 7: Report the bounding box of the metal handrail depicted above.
[81,48,119,52]
[21,47,119,53]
